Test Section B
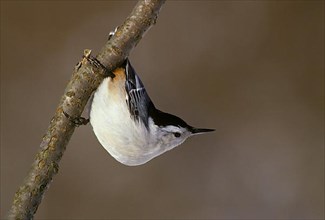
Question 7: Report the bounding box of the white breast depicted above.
[90,77,165,166]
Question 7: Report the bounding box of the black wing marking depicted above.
[124,59,153,128]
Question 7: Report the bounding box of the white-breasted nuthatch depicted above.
[89,58,214,166]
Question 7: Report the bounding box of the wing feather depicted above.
[124,59,153,128]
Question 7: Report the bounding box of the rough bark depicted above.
[8,0,166,219]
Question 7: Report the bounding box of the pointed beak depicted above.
[190,127,215,134]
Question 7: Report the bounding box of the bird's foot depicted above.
[63,111,89,127]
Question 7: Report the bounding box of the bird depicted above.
[89,58,214,166]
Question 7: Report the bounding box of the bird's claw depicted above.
[63,111,89,127]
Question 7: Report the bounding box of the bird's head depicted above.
[150,110,214,150]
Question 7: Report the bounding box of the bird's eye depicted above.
[174,132,181,138]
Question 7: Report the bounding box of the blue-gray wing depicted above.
[125,59,153,128]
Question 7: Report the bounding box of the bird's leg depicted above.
[67,26,119,127]
[63,111,89,127]
[82,54,115,78]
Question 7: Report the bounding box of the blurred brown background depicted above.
[1,1,324,219]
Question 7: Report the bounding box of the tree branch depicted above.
[8,0,166,219]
